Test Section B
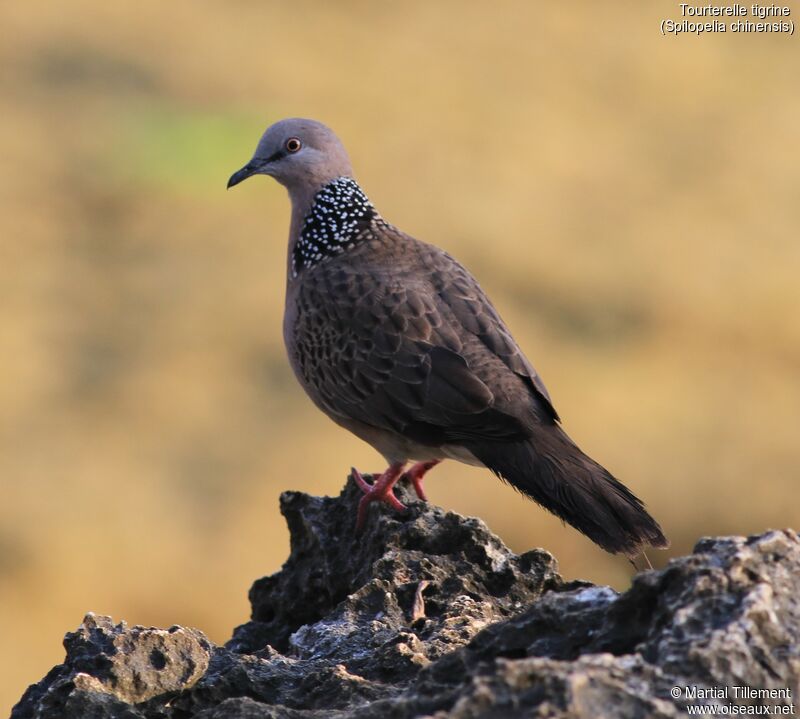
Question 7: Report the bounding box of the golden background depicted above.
[2,1,798,712]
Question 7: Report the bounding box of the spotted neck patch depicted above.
[292,177,379,276]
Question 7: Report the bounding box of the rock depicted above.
[12,479,800,718]
[12,613,211,718]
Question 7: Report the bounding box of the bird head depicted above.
[227,118,353,195]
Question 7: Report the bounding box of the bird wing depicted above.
[425,247,560,422]
[291,252,553,447]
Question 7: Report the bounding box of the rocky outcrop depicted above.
[12,480,800,718]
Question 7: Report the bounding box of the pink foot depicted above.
[402,460,441,501]
[350,463,407,532]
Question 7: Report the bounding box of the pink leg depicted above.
[403,460,441,501]
[350,462,407,532]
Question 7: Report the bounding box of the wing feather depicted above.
[291,239,557,449]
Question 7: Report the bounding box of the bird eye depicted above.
[285,138,302,153]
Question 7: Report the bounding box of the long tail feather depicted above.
[467,428,668,556]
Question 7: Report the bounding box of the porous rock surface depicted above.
[13,480,800,718]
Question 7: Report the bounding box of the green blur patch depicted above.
[117,105,265,194]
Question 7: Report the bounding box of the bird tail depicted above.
[467,427,668,556]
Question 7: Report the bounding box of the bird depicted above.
[228,118,668,558]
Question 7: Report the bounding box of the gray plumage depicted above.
[228,118,668,557]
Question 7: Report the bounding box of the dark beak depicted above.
[227,161,259,189]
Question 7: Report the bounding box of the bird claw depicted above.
[350,467,376,494]
[402,460,441,502]
[350,465,406,532]
[349,460,442,532]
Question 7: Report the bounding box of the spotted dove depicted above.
[228,118,668,557]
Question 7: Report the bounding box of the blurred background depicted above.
[2,0,799,712]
